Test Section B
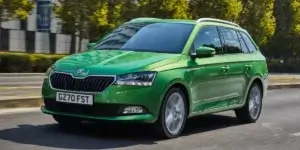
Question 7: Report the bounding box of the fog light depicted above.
[123,106,144,114]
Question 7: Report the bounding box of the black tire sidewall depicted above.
[245,84,263,122]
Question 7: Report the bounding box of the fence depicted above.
[267,57,300,73]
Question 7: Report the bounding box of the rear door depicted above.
[218,27,252,104]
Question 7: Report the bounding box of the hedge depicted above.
[267,57,300,73]
[0,52,299,73]
[0,52,66,73]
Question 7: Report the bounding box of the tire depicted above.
[52,115,82,126]
[235,83,263,123]
[153,87,188,139]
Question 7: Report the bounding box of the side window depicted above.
[237,31,250,53]
[239,31,257,53]
[193,26,222,54]
[220,28,243,54]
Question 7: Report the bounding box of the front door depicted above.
[188,26,230,113]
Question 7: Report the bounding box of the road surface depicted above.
[0,88,300,150]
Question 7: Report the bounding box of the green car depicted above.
[41,17,268,138]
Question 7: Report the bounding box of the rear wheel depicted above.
[235,83,263,123]
[52,115,82,126]
[153,88,187,139]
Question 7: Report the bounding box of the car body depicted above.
[41,17,268,138]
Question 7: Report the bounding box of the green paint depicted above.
[41,18,268,123]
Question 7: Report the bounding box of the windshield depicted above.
[93,22,195,53]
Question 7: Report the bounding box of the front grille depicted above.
[44,98,124,117]
[49,72,115,93]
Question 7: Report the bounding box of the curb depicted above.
[268,83,300,90]
[0,97,42,110]
[0,84,299,110]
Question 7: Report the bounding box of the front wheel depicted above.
[153,88,187,139]
[235,83,263,123]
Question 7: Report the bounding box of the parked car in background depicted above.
[41,17,268,139]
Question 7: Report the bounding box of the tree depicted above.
[136,0,190,19]
[265,0,300,58]
[54,0,109,52]
[189,0,243,22]
[291,0,300,35]
[0,0,35,24]
[239,0,275,46]
[120,0,139,22]
[162,0,191,19]
[0,0,34,49]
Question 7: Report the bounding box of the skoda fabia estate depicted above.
[41,17,268,138]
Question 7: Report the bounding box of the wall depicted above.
[1,29,89,54]
[0,0,90,54]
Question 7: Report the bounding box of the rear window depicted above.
[239,31,257,53]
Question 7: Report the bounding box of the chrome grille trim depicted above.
[48,71,116,94]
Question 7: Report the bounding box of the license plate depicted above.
[56,92,93,105]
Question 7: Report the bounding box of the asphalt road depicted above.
[0,88,300,150]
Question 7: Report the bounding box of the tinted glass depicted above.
[239,31,257,53]
[237,31,250,53]
[220,28,243,54]
[93,22,195,53]
[193,26,222,54]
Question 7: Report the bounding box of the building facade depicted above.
[1,0,89,54]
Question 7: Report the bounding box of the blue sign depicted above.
[36,0,52,31]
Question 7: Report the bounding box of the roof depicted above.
[128,17,242,29]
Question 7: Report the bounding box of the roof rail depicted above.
[129,17,161,22]
[196,18,240,27]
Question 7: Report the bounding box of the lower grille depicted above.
[49,72,115,93]
[44,98,124,117]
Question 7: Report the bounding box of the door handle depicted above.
[221,66,230,71]
[245,64,252,69]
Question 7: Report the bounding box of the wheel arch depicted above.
[160,79,192,115]
[242,76,265,106]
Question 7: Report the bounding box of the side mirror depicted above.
[192,46,216,58]
[87,43,96,49]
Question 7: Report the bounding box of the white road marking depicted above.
[0,107,40,115]
[291,132,300,137]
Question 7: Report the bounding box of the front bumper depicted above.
[41,77,167,123]
[41,106,156,122]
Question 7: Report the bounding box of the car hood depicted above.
[54,50,181,75]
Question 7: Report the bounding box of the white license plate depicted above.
[56,92,93,105]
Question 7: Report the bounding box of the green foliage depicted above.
[189,0,243,22]
[267,57,300,73]
[239,0,275,46]
[291,0,300,35]
[0,52,66,73]
[3,0,300,73]
[0,0,35,21]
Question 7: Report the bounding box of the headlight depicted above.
[115,71,156,86]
